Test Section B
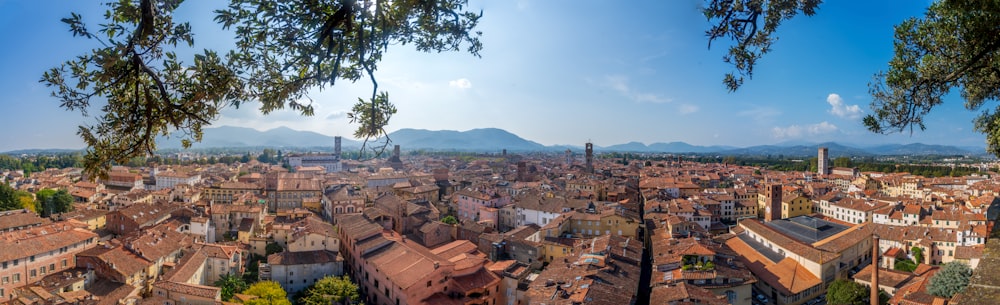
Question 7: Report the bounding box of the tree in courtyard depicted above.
[242,281,291,305]
[895,258,917,273]
[265,242,283,255]
[927,261,973,298]
[705,1,1000,155]
[441,215,458,225]
[214,274,249,301]
[35,189,74,217]
[42,0,483,179]
[297,275,360,305]
[911,246,924,264]
[826,279,867,305]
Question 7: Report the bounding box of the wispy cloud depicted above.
[448,78,472,89]
[604,75,672,104]
[737,106,781,123]
[772,121,838,139]
[827,93,862,119]
[678,104,699,114]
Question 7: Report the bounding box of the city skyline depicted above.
[0,0,987,152]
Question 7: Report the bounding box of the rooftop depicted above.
[764,215,850,244]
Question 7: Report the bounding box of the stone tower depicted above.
[818,147,830,175]
[334,136,342,159]
[764,183,783,221]
[585,142,594,174]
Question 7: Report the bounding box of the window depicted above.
[427,281,432,287]
[2,276,7,284]
[30,269,36,277]
[13,273,20,282]
[50,263,55,271]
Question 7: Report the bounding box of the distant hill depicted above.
[866,143,978,156]
[132,125,986,157]
[156,126,360,149]
[383,128,547,151]
[599,141,736,153]
[1,148,82,155]
[718,142,873,157]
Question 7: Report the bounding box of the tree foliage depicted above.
[214,274,249,301]
[265,242,283,255]
[242,281,291,305]
[895,258,917,273]
[297,275,360,305]
[44,0,483,179]
[441,215,458,225]
[36,189,75,217]
[0,182,23,212]
[41,0,241,179]
[705,1,1000,157]
[703,0,821,91]
[866,1,1000,156]
[826,279,867,305]
[911,246,924,264]
[927,261,972,298]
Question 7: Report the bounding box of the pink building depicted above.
[0,221,99,302]
[455,188,510,224]
[338,214,500,305]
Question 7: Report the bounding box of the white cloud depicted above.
[772,121,838,139]
[448,78,472,89]
[604,75,672,104]
[737,106,781,123]
[827,93,862,119]
[678,104,699,114]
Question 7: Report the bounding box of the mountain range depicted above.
[5,126,986,156]
[149,126,988,156]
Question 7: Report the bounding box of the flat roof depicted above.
[764,215,849,244]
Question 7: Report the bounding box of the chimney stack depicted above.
[872,234,880,305]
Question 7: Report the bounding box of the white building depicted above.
[153,171,201,191]
[262,250,344,294]
[287,154,342,173]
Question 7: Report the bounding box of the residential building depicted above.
[0,221,99,303]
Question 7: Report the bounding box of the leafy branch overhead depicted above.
[703,0,821,91]
[41,0,483,179]
[866,1,1000,155]
[705,0,1000,157]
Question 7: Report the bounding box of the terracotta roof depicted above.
[0,209,50,231]
[0,226,97,262]
[724,235,821,295]
[153,280,221,299]
[740,219,840,263]
[649,282,729,305]
[267,250,342,265]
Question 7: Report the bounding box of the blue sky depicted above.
[0,0,985,151]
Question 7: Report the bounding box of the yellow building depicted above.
[540,239,576,263]
[202,181,262,204]
[540,209,641,239]
[782,193,812,219]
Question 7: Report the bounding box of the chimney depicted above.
[872,234,880,305]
